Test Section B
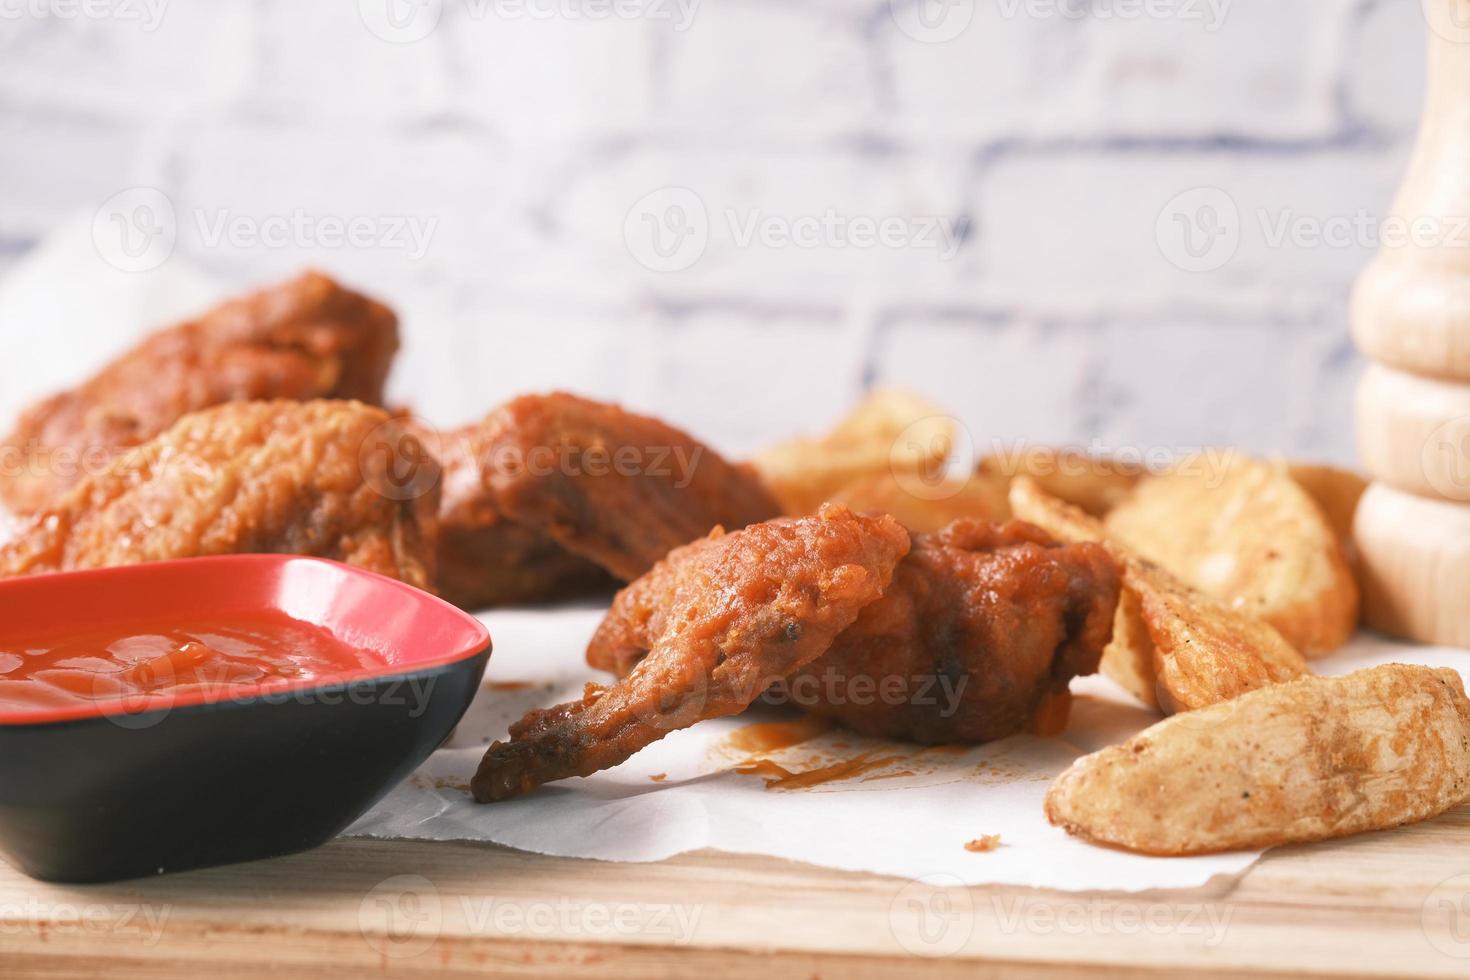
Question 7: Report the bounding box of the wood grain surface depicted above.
[2,801,1468,978]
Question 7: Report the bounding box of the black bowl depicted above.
[0,555,490,883]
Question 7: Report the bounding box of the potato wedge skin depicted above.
[1104,455,1359,658]
[829,470,1011,533]
[979,447,1142,517]
[1046,665,1470,856]
[1010,477,1305,712]
[752,389,955,516]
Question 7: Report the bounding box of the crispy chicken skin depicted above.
[0,400,437,591]
[589,519,1122,744]
[433,422,614,609]
[0,272,398,513]
[786,520,1121,743]
[478,393,783,583]
[472,505,910,802]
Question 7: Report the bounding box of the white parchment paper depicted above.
[346,605,1467,892]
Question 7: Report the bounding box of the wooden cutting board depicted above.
[2,805,1468,978]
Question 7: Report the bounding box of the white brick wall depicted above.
[0,0,1434,464]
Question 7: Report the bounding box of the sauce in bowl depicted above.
[0,608,385,714]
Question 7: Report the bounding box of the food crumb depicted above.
[649,773,667,782]
[964,834,1002,853]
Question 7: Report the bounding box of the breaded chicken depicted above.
[433,421,614,609]
[478,393,782,583]
[0,272,398,513]
[786,520,1121,743]
[472,506,910,802]
[0,400,436,591]
[589,519,1122,744]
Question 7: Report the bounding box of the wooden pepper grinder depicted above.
[1352,0,1470,645]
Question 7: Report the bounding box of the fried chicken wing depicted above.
[471,505,909,802]
[783,520,1121,743]
[0,400,436,591]
[433,422,614,609]
[0,272,398,513]
[478,393,782,582]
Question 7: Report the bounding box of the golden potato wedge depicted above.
[1287,462,1368,549]
[1046,664,1470,855]
[979,447,1143,516]
[1102,455,1358,657]
[1009,476,1306,712]
[829,469,1010,532]
[752,389,958,515]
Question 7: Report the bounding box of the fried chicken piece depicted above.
[472,505,910,802]
[589,519,1123,744]
[782,520,1121,743]
[0,400,437,591]
[0,272,398,513]
[479,393,782,582]
[433,422,614,609]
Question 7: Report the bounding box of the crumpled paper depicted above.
[345,605,1466,892]
[4,223,1464,892]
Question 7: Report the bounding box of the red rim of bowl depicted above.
[0,556,492,727]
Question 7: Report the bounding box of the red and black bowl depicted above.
[0,555,491,883]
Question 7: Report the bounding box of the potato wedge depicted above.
[979,447,1143,516]
[1009,477,1306,712]
[751,389,957,516]
[1046,664,1470,855]
[1103,455,1359,657]
[829,470,1010,532]
[1287,462,1368,550]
